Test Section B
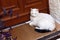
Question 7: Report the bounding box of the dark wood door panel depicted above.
[0,0,24,18]
[0,0,18,9]
[0,9,2,15]
[39,8,49,13]
[25,0,42,4]
[0,0,28,27]
[25,2,47,12]
[4,14,30,27]
[0,8,21,19]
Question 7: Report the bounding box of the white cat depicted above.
[29,8,56,33]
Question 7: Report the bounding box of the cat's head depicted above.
[30,8,39,17]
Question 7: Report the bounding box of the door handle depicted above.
[2,8,7,16]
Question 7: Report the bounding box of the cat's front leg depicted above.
[35,27,40,29]
[25,20,32,24]
[29,22,34,27]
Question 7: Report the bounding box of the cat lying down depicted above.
[29,8,56,33]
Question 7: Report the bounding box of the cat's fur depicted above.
[29,8,56,33]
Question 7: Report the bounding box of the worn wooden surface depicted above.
[10,22,60,40]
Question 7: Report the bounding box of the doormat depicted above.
[37,31,60,40]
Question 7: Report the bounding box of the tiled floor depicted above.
[10,22,60,40]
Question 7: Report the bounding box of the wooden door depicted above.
[23,0,49,13]
[0,0,29,27]
[0,0,22,15]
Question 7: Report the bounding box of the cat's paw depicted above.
[35,27,40,29]
[29,22,34,27]
[25,21,31,24]
[29,22,32,26]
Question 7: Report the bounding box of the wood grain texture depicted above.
[10,22,60,40]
